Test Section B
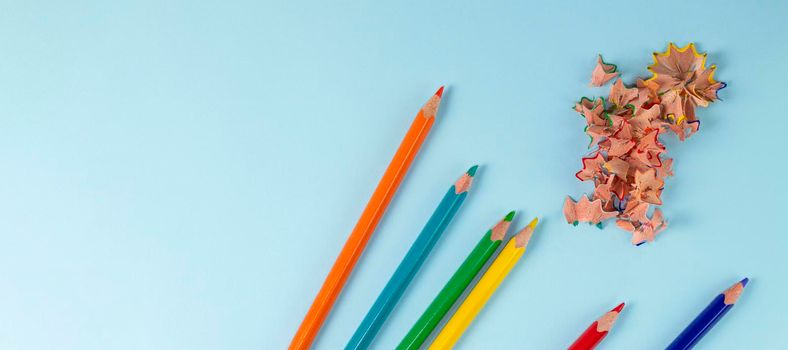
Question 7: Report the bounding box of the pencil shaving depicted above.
[590,55,618,87]
[565,43,725,244]
[564,195,618,225]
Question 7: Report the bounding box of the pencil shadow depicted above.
[610,300,632,345]
[527,216,546,252]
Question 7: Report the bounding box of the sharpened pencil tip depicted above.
[466,165,479,176]
[596,304,623,332]
[490,212,515,241]
[514,218,539,248]
[613,302,625,312]
[453,167,476,194]
[420,87,443,119]
[723,278,748,305]
[527,217,539,229]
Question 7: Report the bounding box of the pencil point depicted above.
[613,302,625,312]
[514,218,538,248]
[466,165,479,176]
[491,212,515,240]
[454,167,476,194]
[595,306,623,333]
[420,88,443,119]
[527,217,539,229]
[723,278,748,305]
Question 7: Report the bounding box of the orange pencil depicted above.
[289,87,445,349]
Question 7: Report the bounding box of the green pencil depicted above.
[397,211,515,350]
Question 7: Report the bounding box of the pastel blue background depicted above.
[0,1,785,349]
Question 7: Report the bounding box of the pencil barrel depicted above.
[397,232,501,350]
[428,241,525,349]
[289,106,436,350]
[568,325,606,350]
[345,188,468,350]
[666,294,731,350]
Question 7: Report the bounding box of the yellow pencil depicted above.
[428,218,539,349]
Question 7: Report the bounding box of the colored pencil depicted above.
[428,218,539,350]
[666,278,749,350]
[289,87,445,350]
[568,303,625,350]
[397,211,515,350]
[345,166,478,350]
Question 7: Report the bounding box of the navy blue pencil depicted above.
[666,278,749,350]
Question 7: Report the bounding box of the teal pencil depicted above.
[345,166,478,350]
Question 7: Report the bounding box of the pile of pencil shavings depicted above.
[563,43,726,245]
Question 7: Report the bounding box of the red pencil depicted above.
[568,303,625,350]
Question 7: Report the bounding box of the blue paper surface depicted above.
[0,1,785,349]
